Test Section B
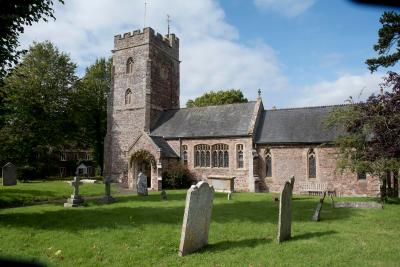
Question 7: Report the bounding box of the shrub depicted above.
[162,162,195,189]
[17,165,39,182]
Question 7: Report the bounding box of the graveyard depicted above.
[0,184,399,266]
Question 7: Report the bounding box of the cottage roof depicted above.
[254,105,346,144]
[150,102,257,138]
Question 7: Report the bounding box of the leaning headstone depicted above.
[2,162,17,186]
[137,172,148,196]
[179,181,214,256]
[312,192,326,221]
[334,201,383,209]
[277,176,295,243]
[227,192,232,200]
[160,190,167,200]
[64,176,84,207]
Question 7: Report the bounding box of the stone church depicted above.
[103,27,380,197]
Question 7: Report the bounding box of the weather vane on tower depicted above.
[167,14,171,36]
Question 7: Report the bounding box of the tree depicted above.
[186,89,248,107]
[72,58,112,175]
[0,0,64,79]
[366,11,400,72]
[0,41,77,176]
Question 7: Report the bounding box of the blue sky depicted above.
[19,0,399,108]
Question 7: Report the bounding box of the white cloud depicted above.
[254,0,316,17]
[19,0,288,106]
[294,72,385,106]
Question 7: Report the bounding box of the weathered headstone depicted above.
[64,176,84,207]
[277,176,295,243]
[179,181,214,256]
[312,192,326,221]
[137,172,148,196]
[227,192,232,200]
[334,201,383,209]
[100,177,115,203]
[2,162,17,186]
[330,194,335,208]
[161,190,167,200]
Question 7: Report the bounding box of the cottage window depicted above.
[237,144,244,169]
[60,152,67,161]
[357,171,366,180]
[126,57,134,74]
[265,151,272,177]
[125,89,132,105]
[308,149,316,179]
[212,143,229,168]
[59,167,66,177]
[194,144,210,167]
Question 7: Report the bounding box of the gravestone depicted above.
[137,172,148,196]
[330,194,335,208]
[100,177,115,203]
[2,162,17,186]
[227,192,232,200]
[179,181,214,256]
[277,176,295,243]
[334,201,383,209]
[312,192,326,221]
[161,190,167,200]
[64,176,84,207]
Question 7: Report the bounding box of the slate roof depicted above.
[149,136,179,158]
[254,105,346,144]
[150,102,256,138]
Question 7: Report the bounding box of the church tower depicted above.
[104,27,180,183]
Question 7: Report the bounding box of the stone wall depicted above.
[179,137,254,192]
[256,145,381,197]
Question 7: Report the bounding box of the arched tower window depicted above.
[194,144,210,167]
[126,57,134,74]
[212,144,229,168]
[265,149,272,177]
[125,89,132,105]
[237,144,244,169]
[308,149,316,179]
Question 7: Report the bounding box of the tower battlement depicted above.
[114,27,179,57]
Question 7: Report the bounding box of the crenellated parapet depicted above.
[114,27,179,58]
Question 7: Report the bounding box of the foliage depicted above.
[366,11,400,72]
[17,165,39,182]
[186,89,248,107]
[162,162,194,189]
[0,41,77,174]
[326,73,400,195]
[0,0,63,78]
[72,58,112,175]
[0,192,400,266]
[129,150,156,168]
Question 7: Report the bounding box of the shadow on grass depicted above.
[0,193,357,232]
[201,237,272,253]
[291,230,337,241]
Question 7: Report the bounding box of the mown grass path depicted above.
[0,190,399,266]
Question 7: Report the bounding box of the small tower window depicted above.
[265,150,272,177]
[125,89,132,105]
[308,149,316,179]
[126,57,134,74]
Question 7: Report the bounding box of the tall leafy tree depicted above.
[186,89,248,107]
[73,58,111,175]
[366,11,400,72]
[0,0,64,78]
[0,41,77,175]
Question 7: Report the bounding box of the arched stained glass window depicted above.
[194,144,210,167]
[237,144,244,169]
[265,152,272,177]
[212,144,229,168]
[308,149,316,179]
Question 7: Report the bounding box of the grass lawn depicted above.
[0,180,114,208]
[0,190,399,267]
